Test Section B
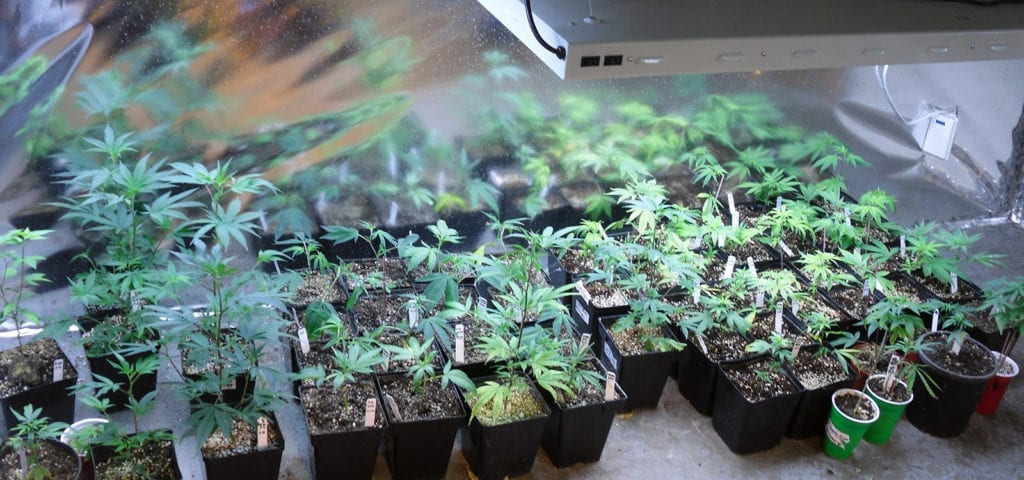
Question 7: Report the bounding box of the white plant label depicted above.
[951,338,963,356]
[257,417,269,449]
[383,351,391,371]
[791,343,802,359]
[844,208,852,227]
[755,288,765,308]
[454,324,465,363]
[747,257,757,278]
[696,335,708,354]
[605,371,617,401]
[727,192,736,214]
[717,233,725,248]
[387,201,399,226]
[774,302,784,334]
[950,273,959,294]
[364,398,377,428]
[778,240,794,257]
[579,333,592,352]
[224,378,237,391]
[477,296,487,311]
[862,279,871,297]
[52,359,64,382]
[731,213,739,228]
[854,247,861,257]
[776,196,783,210]
[899,235,906,258]
[723,256,737,280]
[514,307,524,322]
[297,327,311,355]
[408,306,419,329]
[691,235,703,250]
[576,280,591,302]
[884,354,900,391]
[693,280,702,304]
[875,279,884,293]
[931,310,940,333]
[791,300,801,316]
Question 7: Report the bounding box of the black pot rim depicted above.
[917,331,997,381]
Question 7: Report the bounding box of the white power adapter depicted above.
[911,102,958,160]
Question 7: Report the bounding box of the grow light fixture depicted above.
[477,0,1024,80]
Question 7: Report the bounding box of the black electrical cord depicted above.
[524,0,566,60]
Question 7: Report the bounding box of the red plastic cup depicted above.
[976,351,1018,415]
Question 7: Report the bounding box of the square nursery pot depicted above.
[906,331,997,438]
[202,414,285,480]
[0,338,78,431]
[596,317,680,412]
[539,369,627,468]
[85,350,158,413]
[571,280,630,339]
[374,373,466,480]
[785,349,856,439]
[909,270,983,305]
[677,328,754,416]
[712,356,804,454]
[91,431,181,479]
[299,384,386,480]
[461,378,552,480]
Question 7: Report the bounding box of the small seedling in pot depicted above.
[3,405,69,480]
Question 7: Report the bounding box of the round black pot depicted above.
[202,415,284,480]
[461,378,551,480]
[711,356,804,454]
[906,331,997,438]
[0,439,82,480]
[539,372,626,468]
[596,317,679,412]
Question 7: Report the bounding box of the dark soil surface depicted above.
[923,332,996,376]
[0,338,77,398]
[340,258,411,292]
[300,380,385,434]
[966,303,999,334]
[201,417,282,459]
[835,392,877,421]
[867,375,912,403]
[559,248,594,277]
[315,195,377,228]
[732,204,766,228]
[466,381,546,426]
[559,181,604,210]
[374,330,431,374]
[581,281,630,309]
[794,295,850,329]
[699,327,749,362]
[748,313,811,345]
[95,439,179,480]
[825,286,878,321]
[349,293,414,330]
[556,358,618,409]
[720,241,773,264]
[289,269,346,306]
[440,320,493,366]
[723,358,800,403]
[0,442,79,480]
[294,342,334,370]
[912,272,980,303]
[377,375,464,423]
[889,275,927,303]
[789,349,851,390]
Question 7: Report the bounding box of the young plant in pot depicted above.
[322,222,411,296]
[0,228,78,429]
[861,336,933,445]
[783,311,857,440]
[155,161,290,480]
[822,387,879,460]
[70,356,181,479]
[711,332,803,454]
[297,338,387,480]
[0,406,78,480]
[276,231,347,306]
[976,275,1024,414]
[897,225,998,304]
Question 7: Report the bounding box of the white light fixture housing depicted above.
[478,0,1024,80]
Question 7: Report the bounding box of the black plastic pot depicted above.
[711,356,804,454]
[300,385,386,480]
[784,352,856,439]
[0,341,77,431]
[596,317,679,411]
[539,371,626,468]
[202,416,284,480]
[85,350,158,413]
[375,373,466,480]
[91,431,181,479]
[676,336,719,416]
[906,331,997,438]
[0,439,82,480]
[571,281,630,339]
[461,378,551,480]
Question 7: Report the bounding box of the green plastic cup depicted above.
[863,374,914,445]
[823,389,879,460]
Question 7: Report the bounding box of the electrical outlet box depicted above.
[912,109,958,160]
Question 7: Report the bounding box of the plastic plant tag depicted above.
[696,335,708,354]
[775,302,784,334]
[791,300,800,316]
[454,324,465,363]
[776,196,783,210]
[224,378,237,391]
[723,255,736,280]
[691,235,703,250]
[778,240,794,257]
[408,306,419,329]
[883,354,900,391]
[875,279,884,293]
[899,235,906,258]
[383,351,391,371]
[727,192,736,214]
[952,338,963,355]
[755,288,765,308]
[387,201,399,226]
[579,333,592,351]
[52,359,64,382]
[514,307,524,322]
[844,208,852,227]
[477,296,487,311]
[298,327,311,355]
[693,280,702,304]
[717,233,725,248]
[605,371,617,401]
[931,310,940,332]
[950,273,959,294]
[747,257,757,278]
[364,398,377,428]
[576,280,591,302]
[731,213,739,228]
[854,247,861,257]
[862,279,871,297]
[257,417,269,449]
[792,343,802,359]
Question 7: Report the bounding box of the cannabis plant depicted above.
[0,228,51,347]
[3,405,69,480]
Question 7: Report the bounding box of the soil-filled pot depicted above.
[85,350,158,413]
[785,349,856,439]
[92,432,181,480]
[375,373,466,480]
[571,280,630,337]
[60,418,108,480]
[977,351,1019,415]
[676,328,752,416]
[823,388,879,460]
[862,374,914,444]
[201,415,284,480]
[711,356,803,454]
[0,439,82,480]
[539,369,626,468]
[597,318,680,411]
[906,331,997,437]
[461,377,552,480]
[0,338,78,431]
[300,382,386,480]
